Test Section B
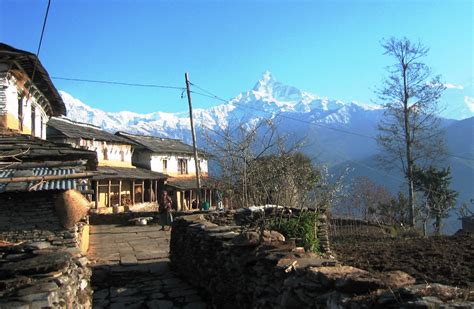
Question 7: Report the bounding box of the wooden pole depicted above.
[94,181,99,209]
[149,180,153,202]
[0,171,97,183]
[132,180,135,205]
[185,72,202,205]
[118,180,122,206]
[107,180,111,207]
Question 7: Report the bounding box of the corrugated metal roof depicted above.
[0,167,82,193]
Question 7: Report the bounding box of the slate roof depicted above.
[166,177,215,190]
[93,166,167,181]
[0,133,98,170]
[0,167,86,193]
[116,131,207,157]
[0,43,66,116]
[47,117,134,144]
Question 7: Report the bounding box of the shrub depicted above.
[269,211,320,253]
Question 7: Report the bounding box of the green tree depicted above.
[413,165,458,235]
[376,37,446,227]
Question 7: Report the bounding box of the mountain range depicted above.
[60,71,474,233]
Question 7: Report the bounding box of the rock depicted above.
[262,230,285,242]
[379,270,416,289]
[0,301,29,309]
[309,266,367,287]
[1,251,70,277]
[146,300,173,309]
[93,288,109,300]
[110,287,140,298]
[232,231,260,246]
[334,271,384,294]
[76,256,89,267]
[25,242,52,250]
[183,302,207,309]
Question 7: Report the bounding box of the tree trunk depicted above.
[434,215,442,236]
[402,63,416,227]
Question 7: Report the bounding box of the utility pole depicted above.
[185,72,202,206]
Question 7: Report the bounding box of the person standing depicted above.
[159,191,173,231]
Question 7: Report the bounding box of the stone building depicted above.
[47,117,167,211]
[116,131,216,211]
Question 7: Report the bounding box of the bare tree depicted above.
[203,117,306,208]
[338,176,392,221]
[376,37,446,227]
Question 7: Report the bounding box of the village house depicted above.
[0,43,65,139]
[0,42,97,195]
[0,42,97,253]
[116,131,216,211]
[47,117,168,211]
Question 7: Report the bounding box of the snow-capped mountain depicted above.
[61,71,383,144]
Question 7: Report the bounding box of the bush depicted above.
[269,211,320,253]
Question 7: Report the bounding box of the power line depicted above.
[189,82,377,140]
[31,0,52,83]
[36,0,51,58]
[52,76,185,90]
[189,82,474,162]
[449,154,474,162]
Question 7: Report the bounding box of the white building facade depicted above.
[0,44,65,139]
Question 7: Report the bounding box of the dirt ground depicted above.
[332,235,474,288]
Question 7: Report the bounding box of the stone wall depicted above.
[170,214,474,308]
[0,191,93,308]
[0,245,92,308]
[204,206,332,254]
[0,192,86,249]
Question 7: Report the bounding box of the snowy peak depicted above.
[252,70,277,92]
[230,71,380,118]
[250,71,304,106]
[61,72,386,140]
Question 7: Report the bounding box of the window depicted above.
[162,159,168,172]
[103,147,108,160]
[178,158,188,175]
[120,150,125,162]
[17,94,23,131]
[31,106,36,137]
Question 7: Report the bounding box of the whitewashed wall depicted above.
[0,72,48,139]
[77,139,133,164]
[149,154,208,176]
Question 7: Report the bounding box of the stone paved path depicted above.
[88,224,206,309]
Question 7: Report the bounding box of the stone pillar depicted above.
[316,205,332,255]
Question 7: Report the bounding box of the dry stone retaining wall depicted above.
[0,191,93,308]
[170,213,474,308]
[0,192,86,249]
[0,245,92,308]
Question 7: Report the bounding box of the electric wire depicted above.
[189,82,474,162]
[52,76,185,90]
[31,0,52,83]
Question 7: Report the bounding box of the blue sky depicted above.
[1,0,472,116]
